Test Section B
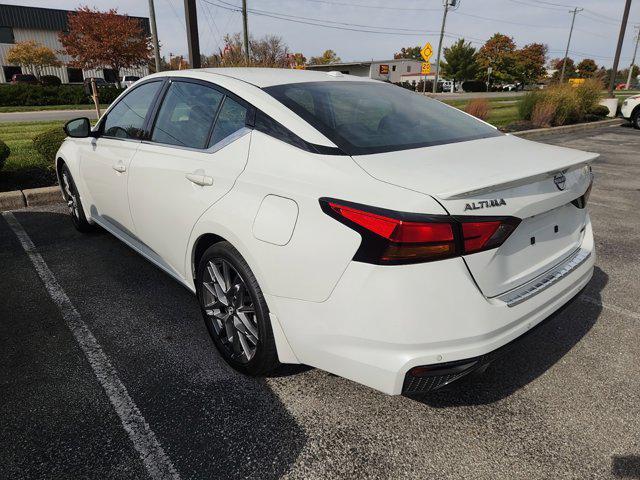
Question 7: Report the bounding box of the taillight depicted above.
[321,198,520,265]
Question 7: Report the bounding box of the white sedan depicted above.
[57,68,596,395]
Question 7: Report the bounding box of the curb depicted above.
[512,118,624,139]
[0,186,62,212]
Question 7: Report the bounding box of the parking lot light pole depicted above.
[608,0,633,97]
[625,25,639,89]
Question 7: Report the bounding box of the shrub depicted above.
[589,105,610,117]
[40,75,62,86]
[0,84,124,107]
[575,78,603,116]
[531,100,557,128]
[465,98,491,120]
[0,139,9,171]
[32,127,67,166]
[518,91,540,120]
[461,80,486,92]
[547,84,580,126]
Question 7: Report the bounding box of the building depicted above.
[307,59,432,84]
[0,3,150,83]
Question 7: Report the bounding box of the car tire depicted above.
[632,109,640,130]
[196,241,279,376]
[60,164,94,233]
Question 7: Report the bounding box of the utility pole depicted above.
[148,0,161,73]
[608,0,633,97]
[560,7,582,83]
[625,25,639,89]
[433,0,454,94]
[242,0,250,65]
[184,0,201,68]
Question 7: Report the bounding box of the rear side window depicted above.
[152,81,224,149]
[264,81,501,155]
[103,81,162,139]
[209,97,248,147]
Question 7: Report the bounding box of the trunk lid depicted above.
[352,134,597,297]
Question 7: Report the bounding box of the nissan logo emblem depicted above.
[554,172,566,191]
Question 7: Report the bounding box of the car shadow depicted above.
[612,455,640,479]
[413,266,608,407]
[6,210,307,480]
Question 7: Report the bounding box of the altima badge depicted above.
[464,199,507,211]
[554,172,567,191]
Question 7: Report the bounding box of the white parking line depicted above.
[581,295,640,320]
[2,212,181,480]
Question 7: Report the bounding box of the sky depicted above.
[5,0,640,68]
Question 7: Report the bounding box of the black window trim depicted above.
[96,78,165,142]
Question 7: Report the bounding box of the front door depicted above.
[81,80,163,236]
[128,80,251,279]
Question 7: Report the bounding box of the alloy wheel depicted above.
[61,170,79,219]
[201,258,259,363]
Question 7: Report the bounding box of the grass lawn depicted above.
[443,98,520,127]
[0,120,62,192]
[0,104,108,113]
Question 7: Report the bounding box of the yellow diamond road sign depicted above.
[421,42,433,62]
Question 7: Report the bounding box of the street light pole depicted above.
[608,0,633,97]
[625,25,640,89]
[560,7,582,83]
[432,0,452,94]
[148,0,161,73]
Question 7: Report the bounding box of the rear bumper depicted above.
[266,216,595,395]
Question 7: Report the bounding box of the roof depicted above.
[177,67,378,88]
[0,3,151,35]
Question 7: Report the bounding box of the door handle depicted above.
[185,173,214,186]
[112,163,126,173]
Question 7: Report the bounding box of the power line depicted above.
[286,0,443,12]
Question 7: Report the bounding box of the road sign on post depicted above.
[421,63,431,75]
[420,42,433,63]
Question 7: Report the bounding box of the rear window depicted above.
[264,81,501,155]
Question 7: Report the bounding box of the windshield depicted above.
[264,81,501,155]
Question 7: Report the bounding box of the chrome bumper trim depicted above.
[496,248,591,307]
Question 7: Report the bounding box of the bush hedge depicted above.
[32,127,67,166]
[0,84,124,107]
[0,139,9,171]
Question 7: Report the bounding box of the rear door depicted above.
[127,79,252,280]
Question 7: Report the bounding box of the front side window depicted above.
[151,81,224,148]
[209,97,248,147]
[265,81,501,155]
[103,81,162,139]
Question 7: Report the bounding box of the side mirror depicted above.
[64,117,92,138]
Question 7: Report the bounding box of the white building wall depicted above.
[0,27,149,83]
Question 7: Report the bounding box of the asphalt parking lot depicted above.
[1,123,639,480]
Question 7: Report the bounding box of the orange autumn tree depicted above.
[59,7,152,87]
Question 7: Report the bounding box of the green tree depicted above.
[439,39,479,83]
[551,57,577,81]
[309,49,340,65]
[576,58,598,78]
[394,46,422,61]
[514,43,547,85]
[476,33,517,84]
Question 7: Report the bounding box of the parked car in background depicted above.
[621,94,640,129]
[83,77,112,90]
[122,75,141,88]
[56,68,597,396]
[40,75,62,86]
[10,73,38,84]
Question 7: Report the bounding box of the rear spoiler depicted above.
[437,152,599,200]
